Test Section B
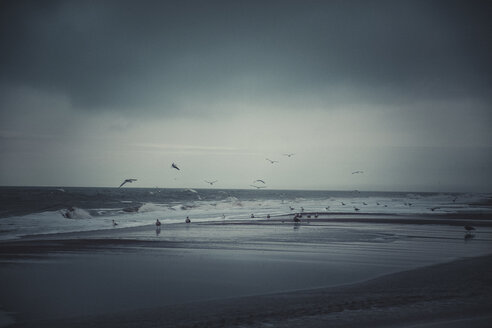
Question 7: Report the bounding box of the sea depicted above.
[1,186,491,241]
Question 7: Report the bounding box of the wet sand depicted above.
[1,217,491,327]
[5,254,492,328]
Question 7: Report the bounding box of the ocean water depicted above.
[0,186,491,240]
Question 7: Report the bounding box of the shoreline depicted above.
[8,254,492,328]
[1,216,491,327]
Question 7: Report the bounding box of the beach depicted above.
[1,213,491,328]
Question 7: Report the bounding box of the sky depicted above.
[0,0,491,192]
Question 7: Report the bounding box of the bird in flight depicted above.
[352,170,364,174]
[266,158,278,164]
[250,185,266,189]
[283,153,294,157]
[204,180,218,185]
[172,163,180,170]
[254,179,266,184]
[119,178,137,188]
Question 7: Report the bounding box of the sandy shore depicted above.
[1,218,491,327]
[5,254,491,328]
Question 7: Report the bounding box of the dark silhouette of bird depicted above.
[266,158,279,164]
[464,225,476,232]
[204,180,217,185]
[119,178,137,188]
[171,163,180,170]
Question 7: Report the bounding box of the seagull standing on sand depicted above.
[119,179,137,188]
[172,163,180,170]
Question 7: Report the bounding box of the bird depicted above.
[204,180,218,185]
[171,163,180,170]
[352,170,364,174]
[119,178,137,188]
[283,153,294,157]
[266,158,279,164]
[464,225,475,232]
[254,179,266,184]
[250,185,266,189]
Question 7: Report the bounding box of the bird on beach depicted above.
[464,225,476,232]
[171,163,180,170]
[118,178,137,188]
[266,158,279,164]
[352,170,364,174]
[204,180,218,185]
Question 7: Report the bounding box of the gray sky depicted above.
[1,0,491,192]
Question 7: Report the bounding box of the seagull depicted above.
[352,170,364,174]
[171,163,180,170]
[266,158,279,164]
[204,180,218,185]
[119,178,137,188]
[250,185,266,189]
[254,179,266,184]
[283,153,294,157]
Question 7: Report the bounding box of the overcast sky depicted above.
[1,0,491,192]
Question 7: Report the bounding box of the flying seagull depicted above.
[283,153,294,157]
[266,158,279,164]
[119,178,137,188]
[204,180,218,185]
[250,185,266,189]
[172,163,180,170]
[352,170,364,174]
[254,179,266,184]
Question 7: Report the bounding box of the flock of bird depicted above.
[115,160,477,236]
[118,155,366,191]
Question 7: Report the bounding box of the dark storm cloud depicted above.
[1,0,491,114]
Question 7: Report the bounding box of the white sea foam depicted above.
[0,192,490,240]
